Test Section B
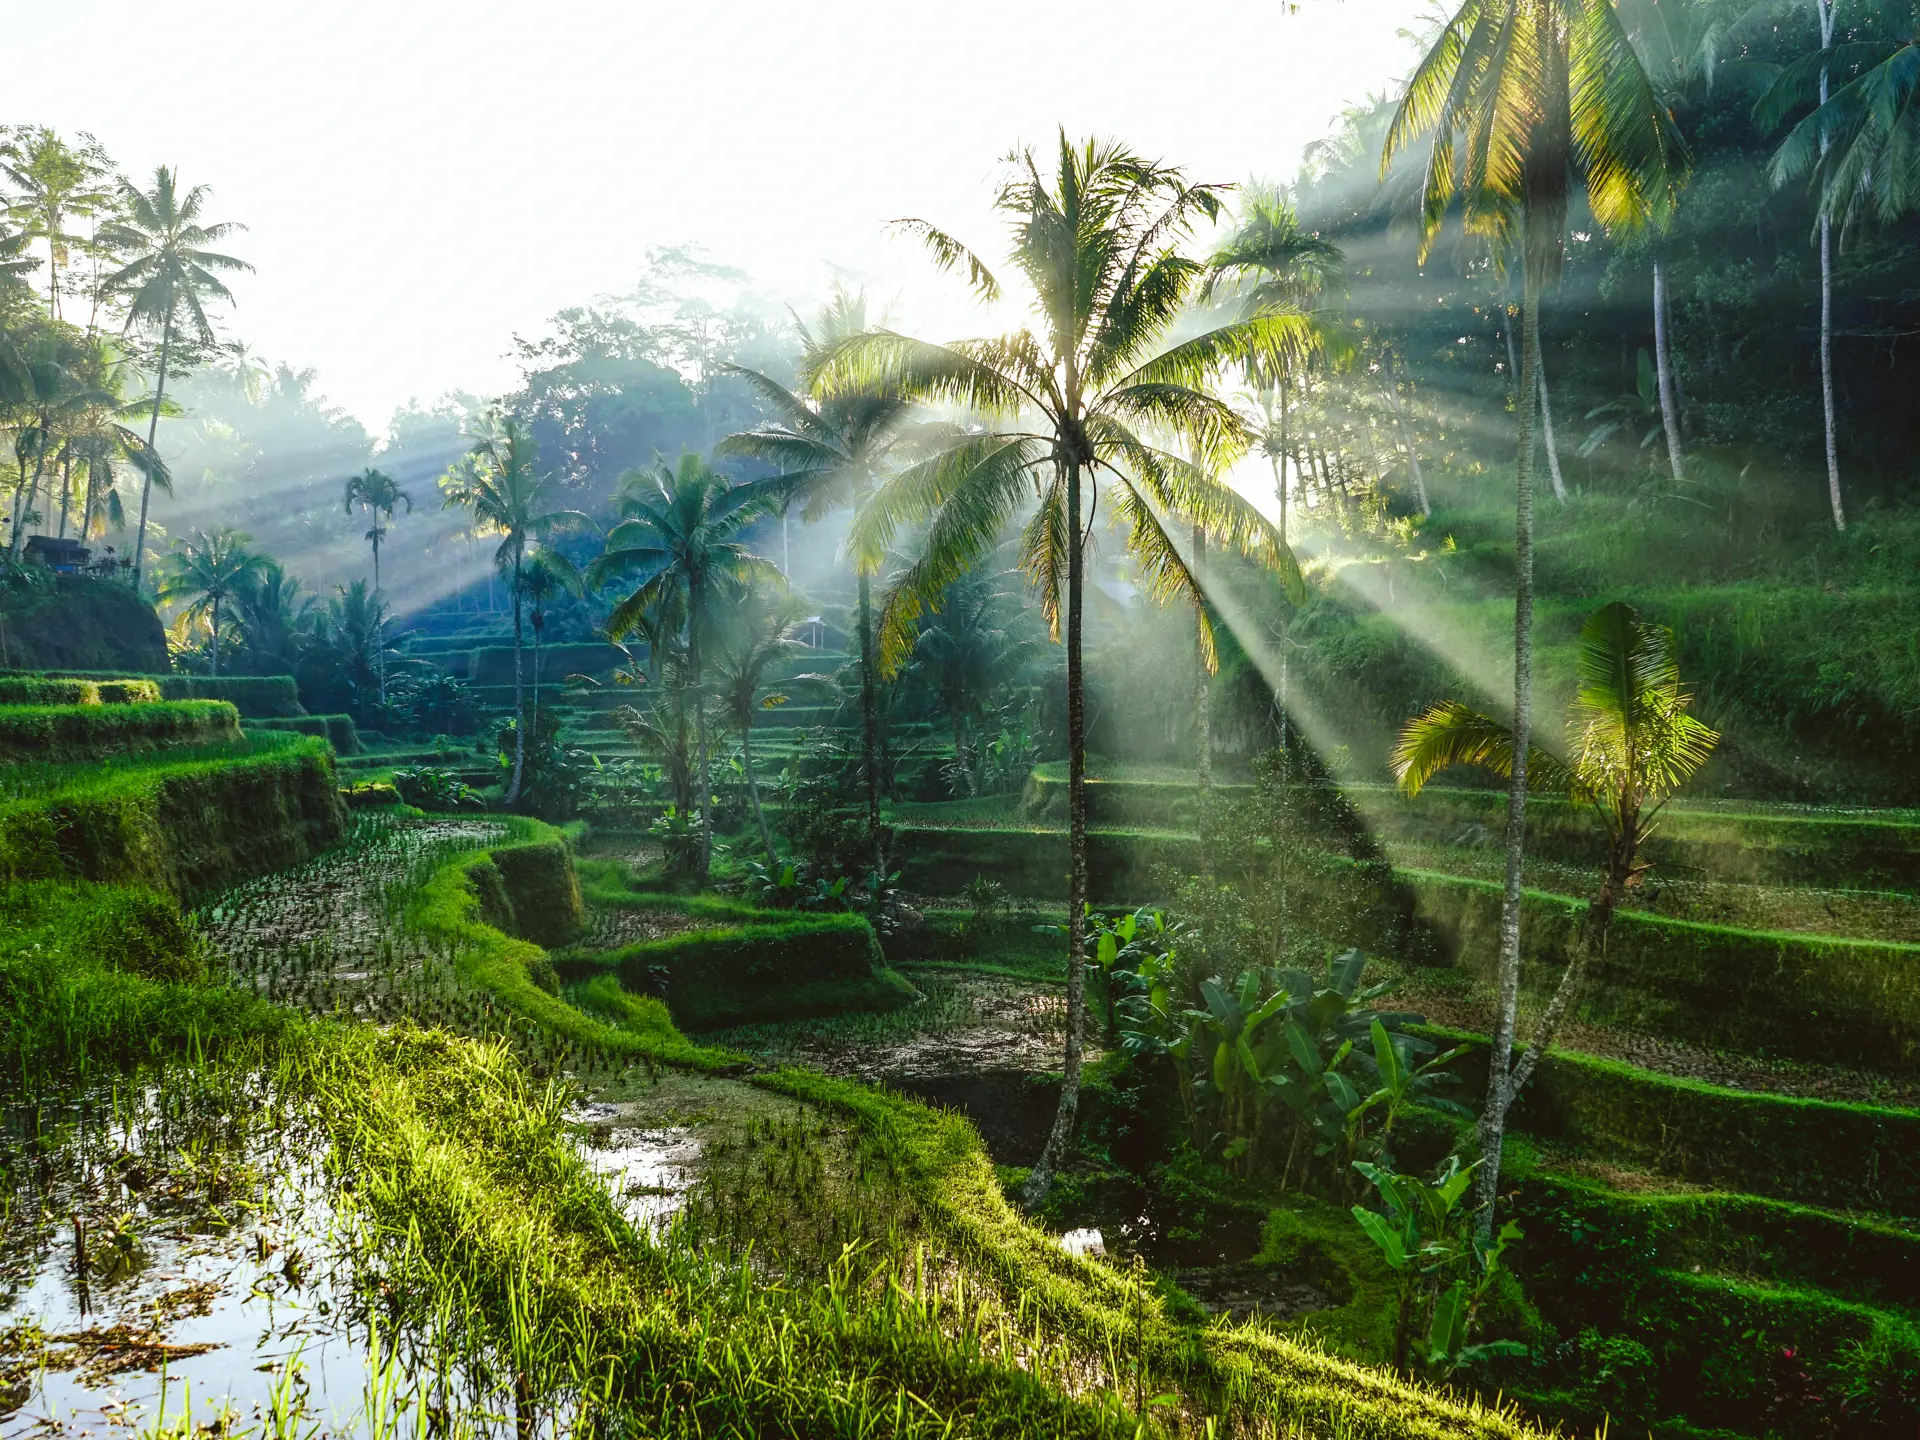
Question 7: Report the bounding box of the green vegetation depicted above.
[0,697,239,760]
[0,732,344,897]
[12,15,1920,1433]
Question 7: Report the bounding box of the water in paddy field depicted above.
[0,1065,571,1440]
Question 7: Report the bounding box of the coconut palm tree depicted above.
[588,454,784,881]
[1394,602,1717,1097]
[440,415,584,807]
[59,336,168,546]
[0,128,115,324]
[817,133,1310,1208]
[5,330,77,559]
[710,579,807,865]
[97,167,250,585]
[231,558,316,676]
[343,466,412,702]
[904,568,1037,798]
[716,291,917,891]
[517,547,581,721]
[1384,0,1685,1231]
[1753,2,1856,528]
[155,527,269,676]
[1203,186,1345,534]
[1766,30,1920,224]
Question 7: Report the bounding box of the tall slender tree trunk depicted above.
[692,578,712,881]
[505,544,528,808]
[1383,349,1431,516]
[1475,254,1542,1241]
[56,456,73,539]
[372,531,387,704]
[1535,332,1567,503]
[1276,378,1291,545]
[1194,524,1211,796]
[858,571,884,890]
[210,594,222,677]
[1024,457,1088,1211]
[1651,257,1685,483]
[952,712,979,797]
[133,316,173,588]
[743,722,777,865]
[1817,0,1844,530]
[10,421,52,560]
[82,460,100,542]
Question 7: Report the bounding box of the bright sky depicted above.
[14,0,1427,434]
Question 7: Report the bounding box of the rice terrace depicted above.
[3,1,1920,1435]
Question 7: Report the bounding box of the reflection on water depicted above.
[0,1068,373,1439]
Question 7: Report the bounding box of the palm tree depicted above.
[1384,0,1685,1231]
[1203,185,1345,535]
[314,580,407,712]
[1765,29,1920,230]
[440,415,583,807]
[710,580,807,864]
[517,548,581,721]
[97,167,250,585]
[342,466,412,702]
[343,467,411,597]
[155,527,269,676]
[716,291,917,891]
[1,128,115,324]
[1622,0,1748,486]
[588,454,783,880]
[5,331,76,559]
[904,568,1036,798]
[231,558,316,676]
[59,336,168,546]
[819,133,1309,1208]
[1753,3,1853,528]
[1394,602,1717,1098]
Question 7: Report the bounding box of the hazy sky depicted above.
[14,0,1427,433]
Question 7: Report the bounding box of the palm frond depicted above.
[1393,699,1577,796]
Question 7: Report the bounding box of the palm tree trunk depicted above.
[743,722,777,865]
[1475,254,1542,1241]
[1194,524,1211,797]
[692,581,713,882]
[1817,0,1844,530]
[1652,257,1685,483]
[1024,459,1088,1212]
[951,712,978,797]
[1535,333,1567,503]
[10,422,51,560]
[210,594,221,677]
[1505,801,1644,1114]
[1383,349,1431,516]
[133,316,173,588]
[372,530,387,704]
[858,571,884,890]
[56,455,73,540]
[1277,379,1291,546]
[506,544,528,808]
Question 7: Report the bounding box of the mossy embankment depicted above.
[0,734,346,900]
[0,576,169,673]
[0,699,241,761]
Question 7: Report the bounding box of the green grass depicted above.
[0,733,347,900]
[1429,1025,1920,1217]
[0,698,241,762]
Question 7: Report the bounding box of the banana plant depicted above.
[1351,1154,1527,1377]
[1179,972,1294,1168]
[1344,1019,1473,1170]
